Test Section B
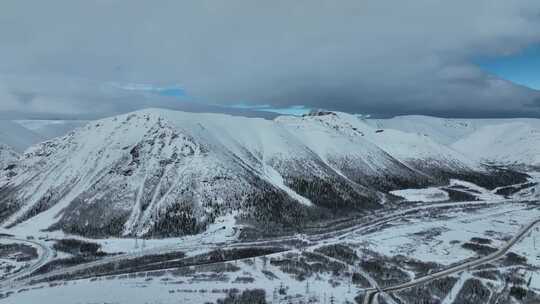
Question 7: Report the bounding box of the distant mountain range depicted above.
[0,110,535,238]
[369,115,540,168]
[0,119,87,153]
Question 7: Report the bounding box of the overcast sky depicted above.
[1,0,540,119]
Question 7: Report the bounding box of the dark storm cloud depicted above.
[526,97,540,108]
[1,0,540,118]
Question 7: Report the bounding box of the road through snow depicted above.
[0,237,52,289]
[0,197,536,297]
[362,216,540,304]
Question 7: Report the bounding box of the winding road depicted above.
[12,198,515,286]
[0,237,52,289]
[0,195,537,300]
[362,217,540,304]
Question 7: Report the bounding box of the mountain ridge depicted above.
[0,108,529,238]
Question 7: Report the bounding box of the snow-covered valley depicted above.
[1,109,540,303]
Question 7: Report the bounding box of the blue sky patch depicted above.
[229,104,311,116]
[109,82,186,97]
[157,87,186,97]
[475,43,540,90]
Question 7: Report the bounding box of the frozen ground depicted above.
[508,223,540,288]
[0,213,240,256]
[2,252,356,304]
[390,179,503,203]
[357,202,536,266]
[2,175,539,303]
[0,240,38,280]
[390,187,449,203]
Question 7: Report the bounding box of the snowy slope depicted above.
[279,112,480,174]
[369,115,540,168]
[452,122,540,167]
[0,109,526,238]
[368,115,540,145]
[367,115,479,145]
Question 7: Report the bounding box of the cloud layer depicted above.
[1,0,540,118]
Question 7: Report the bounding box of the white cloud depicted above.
[1,0,540,117]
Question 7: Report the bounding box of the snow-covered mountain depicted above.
[0,119,87,153]
[453,122,540,168]
[289,113,479,174]
[0,109,526,238]
[367,115,480,145]
[369,115,540,168]
[15,120,87,142]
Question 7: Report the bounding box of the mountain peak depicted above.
[0,108,527,238]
